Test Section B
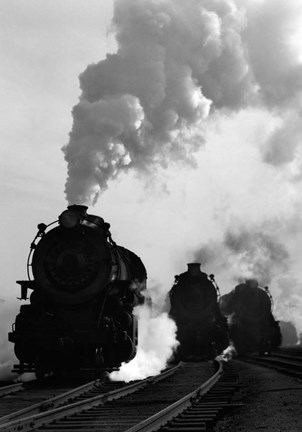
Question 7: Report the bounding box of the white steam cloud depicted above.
[110,304,178,382]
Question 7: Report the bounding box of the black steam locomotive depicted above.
[9,205,147,378]
[220,280,282,355]
[168,263,229,360]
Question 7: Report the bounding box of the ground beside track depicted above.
[215,360,302,432]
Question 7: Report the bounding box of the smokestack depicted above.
[187,262,201,276]
[58,204,89,228]
[67,205,88,218]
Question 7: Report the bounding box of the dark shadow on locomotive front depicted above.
[8,205,147,380]
[168,263,229,361]
[220,280,282,356]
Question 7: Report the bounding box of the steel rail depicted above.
[271,353,302,361]
[0,364,181,432]
[242,353,302,378]
[123,360,223,432]
[0,384,24,398]
[0,379,103,425]
[277,346,302,355]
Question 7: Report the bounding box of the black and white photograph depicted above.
[0,1,302,430]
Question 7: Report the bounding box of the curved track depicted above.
[0,384,24,398]
[241,346,302,378]
[0,361,240,432]
[0,375,129,427]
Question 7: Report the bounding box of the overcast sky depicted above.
[1,0,302,376]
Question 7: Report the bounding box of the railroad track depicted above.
[0,383,24,398]
[0,374,127,427]
[0,360,239,432]
[241,346,302,378]
[0,365,182,432]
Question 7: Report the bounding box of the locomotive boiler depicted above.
[9,205,147,378]
[168,263,229,360]
[220,279,282,355]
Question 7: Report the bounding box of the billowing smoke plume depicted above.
[63,0,302,205]
[63,0,257,205]
[263,110,302,171]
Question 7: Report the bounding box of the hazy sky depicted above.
[1,0,302,376]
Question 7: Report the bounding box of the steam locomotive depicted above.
[9,205,147,378]
[219,280,282,355]
[168,263,229,360]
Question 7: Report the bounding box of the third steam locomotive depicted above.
[220,279,282,355]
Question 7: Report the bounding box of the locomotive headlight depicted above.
[59,209,81,228]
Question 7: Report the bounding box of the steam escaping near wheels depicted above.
[110,304,179,382]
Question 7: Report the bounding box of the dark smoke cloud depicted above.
[240,0,302,171]
[63,0,302,205]
[192,223,289,286]
[262,110,302,168]
[279,321,299,346]
[241,0,302,109]
[63,0,260,205]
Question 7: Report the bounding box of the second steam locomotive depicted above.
[168,263,229,360]
[9,205,147,378]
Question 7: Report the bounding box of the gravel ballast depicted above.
[215,360,302,432]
